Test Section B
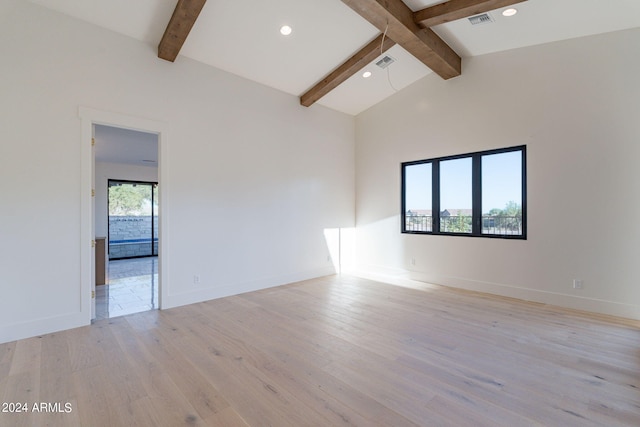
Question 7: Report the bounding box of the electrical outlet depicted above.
[410,258,416,266]
[193,275,200,285]
[572,279,583,289]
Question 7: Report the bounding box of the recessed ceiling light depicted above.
[502,8,517,17]
[280,25,292,36]
[362,71,372,78]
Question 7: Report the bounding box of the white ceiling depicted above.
[94,124,158,166]
[28,0,640,115]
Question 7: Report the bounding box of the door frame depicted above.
[79,107,168,322]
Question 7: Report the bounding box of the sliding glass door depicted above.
[108,180,158,260]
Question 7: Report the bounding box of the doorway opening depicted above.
[94,124,160,319]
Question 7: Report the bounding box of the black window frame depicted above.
[401,145,527,239]
[108,179,159,259]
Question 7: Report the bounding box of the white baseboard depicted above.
[0,267,336,344]
[0,312,89,344]
[5,265,636,344]
[162,266,337,310]
[351,267,640,321]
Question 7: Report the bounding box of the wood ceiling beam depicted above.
[415,0,527,28]
[158,0,207,62]
[300,34,396,107]
[341,0,461,80]
[302,0,526,107]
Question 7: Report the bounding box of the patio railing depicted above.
[405,215,522,235]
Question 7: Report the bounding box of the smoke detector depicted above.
[375,55,395,69]
[468,13,494,25]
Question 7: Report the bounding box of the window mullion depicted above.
[432,161,440,233]
[521,148,527,238]
[401,165,407,232]
[472,155,482,235]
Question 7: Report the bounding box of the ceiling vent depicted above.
[375,55,395,69]
[468,13,494,25]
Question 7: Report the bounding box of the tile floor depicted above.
[95,256,158,320]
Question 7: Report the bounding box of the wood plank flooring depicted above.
[1,274,639,426]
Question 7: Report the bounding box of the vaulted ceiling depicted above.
[28,0,640,115]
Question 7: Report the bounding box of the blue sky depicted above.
[405,151,522,214]
[481,151,522,213]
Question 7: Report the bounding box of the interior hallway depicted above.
[95,256,158,320]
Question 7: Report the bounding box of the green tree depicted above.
[446,210,472,233]
[109,184,152,216]
[499,201,522,231]
[483,202,522,232]
[502,200,521,217]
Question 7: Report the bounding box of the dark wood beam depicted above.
[300,34,396,107]
[341,0,461,80]
[158,0,207,62]
[301,0,527,107]
[415,0,527,28]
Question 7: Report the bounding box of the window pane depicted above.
[108,181,154,259]
[440,157,472,233]
[404,163,432,231]
[482,151,523,236]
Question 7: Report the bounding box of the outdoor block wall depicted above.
[108,216,158,259]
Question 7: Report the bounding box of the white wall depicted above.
[355,28,640,319]
[0,0,354,343]
[95,162,159,239]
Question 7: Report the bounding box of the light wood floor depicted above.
[1,275,639,426]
